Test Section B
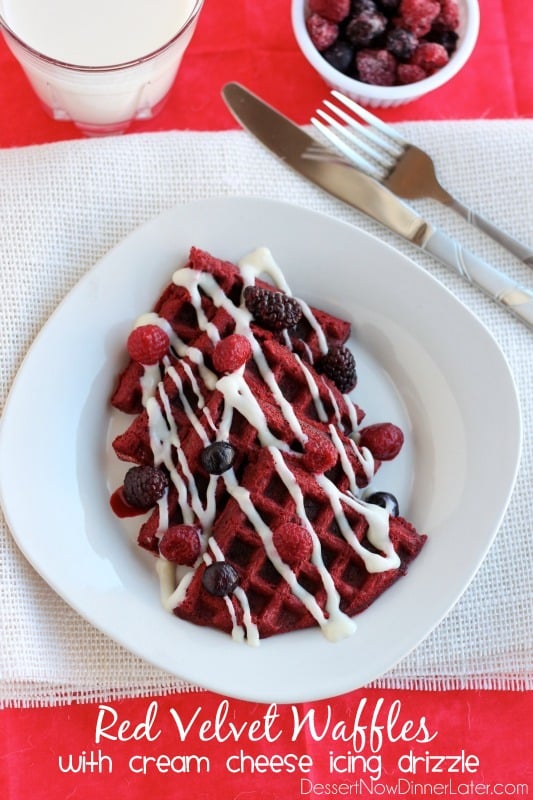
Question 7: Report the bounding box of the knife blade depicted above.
[222,82,533,332]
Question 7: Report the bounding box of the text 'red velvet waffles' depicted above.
[109,246,426,645]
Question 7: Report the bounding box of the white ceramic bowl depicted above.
[291,0,480,107]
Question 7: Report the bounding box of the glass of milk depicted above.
[0,0,204,135]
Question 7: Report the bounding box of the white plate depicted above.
[0,198,521,703]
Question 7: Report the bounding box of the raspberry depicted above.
[306,13,339,52]
[412,41,449,73]
[123,465,168,509]
[202,562,240,596]
[399,0,440,37]
[345,11,387,48]
[212,334,252,374]
[358,422,404,460]
[435,0,460,30]
[308,0,350,23]
[127,324,169,365]
[159,525,202,565]
[316,345,357,393]
[386,27,418,60]
[243,286,303,331]
[200,441,236,474]
[356,48,397,85]
[272,523,314,567]
[301,429,338,473]
[397,62,427,83]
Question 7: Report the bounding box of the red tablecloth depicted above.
[1,2,532,797]
[0,0,532,149]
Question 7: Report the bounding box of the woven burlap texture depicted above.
[0,121,531,706]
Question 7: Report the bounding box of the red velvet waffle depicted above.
[110,246,426,644]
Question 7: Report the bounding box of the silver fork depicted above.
[312,90,533,267]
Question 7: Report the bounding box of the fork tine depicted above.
[330,90,407,148]
[316,106,395,167]
[310,115,383,179]
[322,100,401,160]
[316,104,393,163]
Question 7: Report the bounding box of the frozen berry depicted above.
[212,334,252,374]
[352,0,378,12]
[399,0,440,37]
[159,525,202,564]
[306,12,339,51]
[386,27,418,60]
[127,324,169,365]
[377,0,400,11]
[123,465,168,509]
[272,523,314,567]
[308,0,350,23]
[356,48,397,85]
[202,562,240,596]
[426,27,458,55]
[346,11,387,48]
[366,491,400,516]
[200,441,236,474]
[244,286,303,331]
[412,41,449,73]
[435,0,460,30]
[316,345,357,393]
[322,39,355,72]
[359,422,404,460]
[397,63,427,83]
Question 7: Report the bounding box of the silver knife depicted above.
[222,82,533,332]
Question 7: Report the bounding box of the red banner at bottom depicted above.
[1,689,531,799]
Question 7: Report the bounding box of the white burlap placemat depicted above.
[0,121,531,706]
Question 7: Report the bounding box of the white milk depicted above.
[0,0,202,131]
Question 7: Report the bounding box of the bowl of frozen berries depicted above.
[292,0,480,106]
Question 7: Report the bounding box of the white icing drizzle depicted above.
[132,247,401,646]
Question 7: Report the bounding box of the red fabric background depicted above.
[0,0,532,148]
[1,689,532,799]
[1,2,531,796]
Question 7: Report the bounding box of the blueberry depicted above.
[322,40,355,73]
[200,441,236,474]
[366,491,400,517]
[202,562,240,596]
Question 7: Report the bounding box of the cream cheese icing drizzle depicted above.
[130,247,401,645]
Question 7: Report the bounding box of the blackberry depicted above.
[243,285,303,331]
[426,27,458,55]
[316,345,357,393]
[123,465,168,509]
[345,11,387,48]
[386,27,418,60]
[350,0,378,13]
[322,39,355,73]
[376,0,400,11]
[200,441,236,474]
[202,562,240,596]
[366,491,400,517]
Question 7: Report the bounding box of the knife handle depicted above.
[424,229,533,332]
